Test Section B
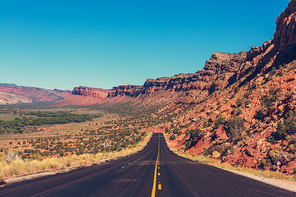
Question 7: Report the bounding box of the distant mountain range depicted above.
[0,83,17,86]
[0,84,71,105]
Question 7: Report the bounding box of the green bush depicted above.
[186,139,192,150]
[0,111,103,134]
[244,92,249,98]
[235,99,244,108]
[185,130,190,136]
[224,116,245,139]
[270,115,296,141]
[213,116,225,130]
[220,146,232,157]
[204,144,222,156]
[254,109,265,120]
[169,134,176,140]
[165,128,169,133]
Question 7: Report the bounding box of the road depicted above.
[0,133,295,197]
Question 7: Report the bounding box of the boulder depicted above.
[212,151,221,159]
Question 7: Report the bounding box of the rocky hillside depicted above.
[160,0,296,176]
[0,84,71,105]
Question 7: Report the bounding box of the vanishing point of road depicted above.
[0,133,295,197]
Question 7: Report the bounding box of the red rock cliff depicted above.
[107,51,248,97]
[274,0,296,52]
[72,86,109,99]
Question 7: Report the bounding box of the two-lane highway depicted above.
[0,133,295,197]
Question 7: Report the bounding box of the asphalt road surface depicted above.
[0,133,295,197]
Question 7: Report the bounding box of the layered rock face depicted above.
[106,51,248,97]
[274,0,296,52]
[108,85,142,97]
[72,86,109,99]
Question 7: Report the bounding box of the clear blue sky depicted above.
[0,0,289,90]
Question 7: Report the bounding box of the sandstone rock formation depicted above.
[274,0,296,52]
[72,86,109,99]
[108,85,142,97]
[103,51,248,99]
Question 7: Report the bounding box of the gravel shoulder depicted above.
[218,167,296,193]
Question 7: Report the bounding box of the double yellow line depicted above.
[151,134,160,197]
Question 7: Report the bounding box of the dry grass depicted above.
[0,132,152,179]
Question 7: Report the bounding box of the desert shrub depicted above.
[169,134,176,140]
[260,159,267,169]
[2,148,19,164]
[260,89,280,113]
[204,144,222,156]
[173,128,180,134]
[269,67,277,76]
[269,116,296,142]
[224,116,245,139]
[267,135,276,144]
[185,129,190,136]
[165,128,169,133]
[233,136,243,145]
[184,128,203,150]
[213,116,225,130]
[0,111,103,134]
[289,144,295,152]
[235,99,244,108]
[189,128,202,139]
[220,146,232,157]
[185,139,192,150]
[31,153,42,161]
[254,109,265,120]
[203,121,212,127]
[292,166,296,174]
[244,92,249,98]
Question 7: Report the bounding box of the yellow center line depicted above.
[151,134,160,197]
[158,183,162,190]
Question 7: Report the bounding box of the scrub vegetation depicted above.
[0,103,159,179]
